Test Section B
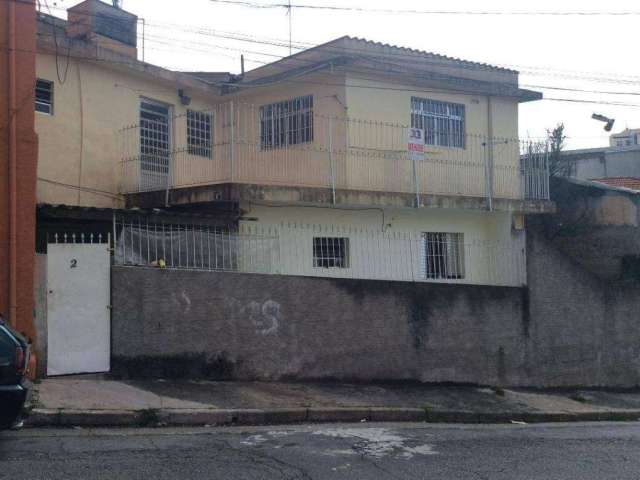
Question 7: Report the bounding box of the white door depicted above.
[46,243,110,376]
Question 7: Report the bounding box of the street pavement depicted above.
[2,422,640,479]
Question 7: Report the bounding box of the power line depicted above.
[32,22,640,103]
[208,0,640,16]
[24,37,640,109]
[137,32,640,97]
[522,84,640,97]
[27,0,640,87]
[162,25,640,86]
[24,11,640,105]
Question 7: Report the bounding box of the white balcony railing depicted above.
[119,102,550,202]
[113,216,527,287]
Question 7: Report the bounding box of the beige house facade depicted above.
[35,1,552,288]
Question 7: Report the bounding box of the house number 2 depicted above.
[70,259,78,268]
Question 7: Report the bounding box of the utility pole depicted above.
[287,0,292,55]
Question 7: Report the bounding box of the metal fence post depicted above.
[328,116,336,204]
[544,146,551,200]
[230,101,235,182]
[484,140,493,211]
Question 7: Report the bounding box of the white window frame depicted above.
[313,237,349,269]
[411,97,465,149]
[187,109,213,159]
[260,95,313,149]
[421,232,465,280]
[139,98,172,176]
[35,79,54,115]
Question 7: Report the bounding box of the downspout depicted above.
[328,116,336,204]
[8,0,18,327]
[485,96,494,212]
[76,63,84,205]
[229,100,235,182]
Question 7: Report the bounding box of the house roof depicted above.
[563,177,640,195]
[590,177,640,192]
[560,144,640,159]
[329,36,517,73]
[36,12,540,102]
[237,36,540,102]
[180,71,235,85]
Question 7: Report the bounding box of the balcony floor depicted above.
[126,182,556,214]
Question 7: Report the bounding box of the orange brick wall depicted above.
[0,0,38,342]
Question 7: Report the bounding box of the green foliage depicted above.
[547,123,572,177]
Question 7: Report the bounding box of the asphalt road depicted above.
[2,422,640,479]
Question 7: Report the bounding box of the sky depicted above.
[45,0,640,149]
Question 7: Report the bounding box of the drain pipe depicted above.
[328,116,336,204]
[8,0,18,327]
[485,96,494,212]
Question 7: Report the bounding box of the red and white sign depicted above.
[408,128,425,160]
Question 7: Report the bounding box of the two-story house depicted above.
[30,0,556,376]
[35,1,551,294]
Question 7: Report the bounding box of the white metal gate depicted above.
[46,237,110,376]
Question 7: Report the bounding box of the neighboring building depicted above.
[537,176,640,281]
[32,0,552,376]
[560,129,640,182]
[610,128,640,148]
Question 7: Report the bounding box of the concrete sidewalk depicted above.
[26,378,640,427]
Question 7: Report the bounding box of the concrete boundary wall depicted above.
[111,231,640,387]
[112,267,526,385]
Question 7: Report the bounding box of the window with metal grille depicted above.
[260,95,313,149]
[187,110,213,158]
[411,97,465,148]
[421,232,465,279]
[313,237,349,268]
[35,79,53,115]
[139,99,171,175]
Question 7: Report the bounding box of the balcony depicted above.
[119,103,550,209]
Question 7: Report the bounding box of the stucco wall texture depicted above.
[112,229,640,387]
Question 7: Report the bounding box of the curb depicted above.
[25,407,640,428]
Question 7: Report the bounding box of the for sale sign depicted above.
[408,128,424,161]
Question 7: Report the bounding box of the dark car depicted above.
[0,318,30,429]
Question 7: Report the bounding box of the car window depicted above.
[0,328,16,366]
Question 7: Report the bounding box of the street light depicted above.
[591,113,615,132]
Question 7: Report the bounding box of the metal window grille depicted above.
[260,95,314,149]
[139,100,170,175]
[421,232,465,279]
[187,110,213,158]
[411,97,465,149]
[35,79,53,115]
[313,237,349,268]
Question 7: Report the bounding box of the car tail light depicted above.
[15,346,26,375]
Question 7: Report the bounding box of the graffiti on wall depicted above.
[226,297,282,335]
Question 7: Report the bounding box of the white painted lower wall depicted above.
[240,204,526,286]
